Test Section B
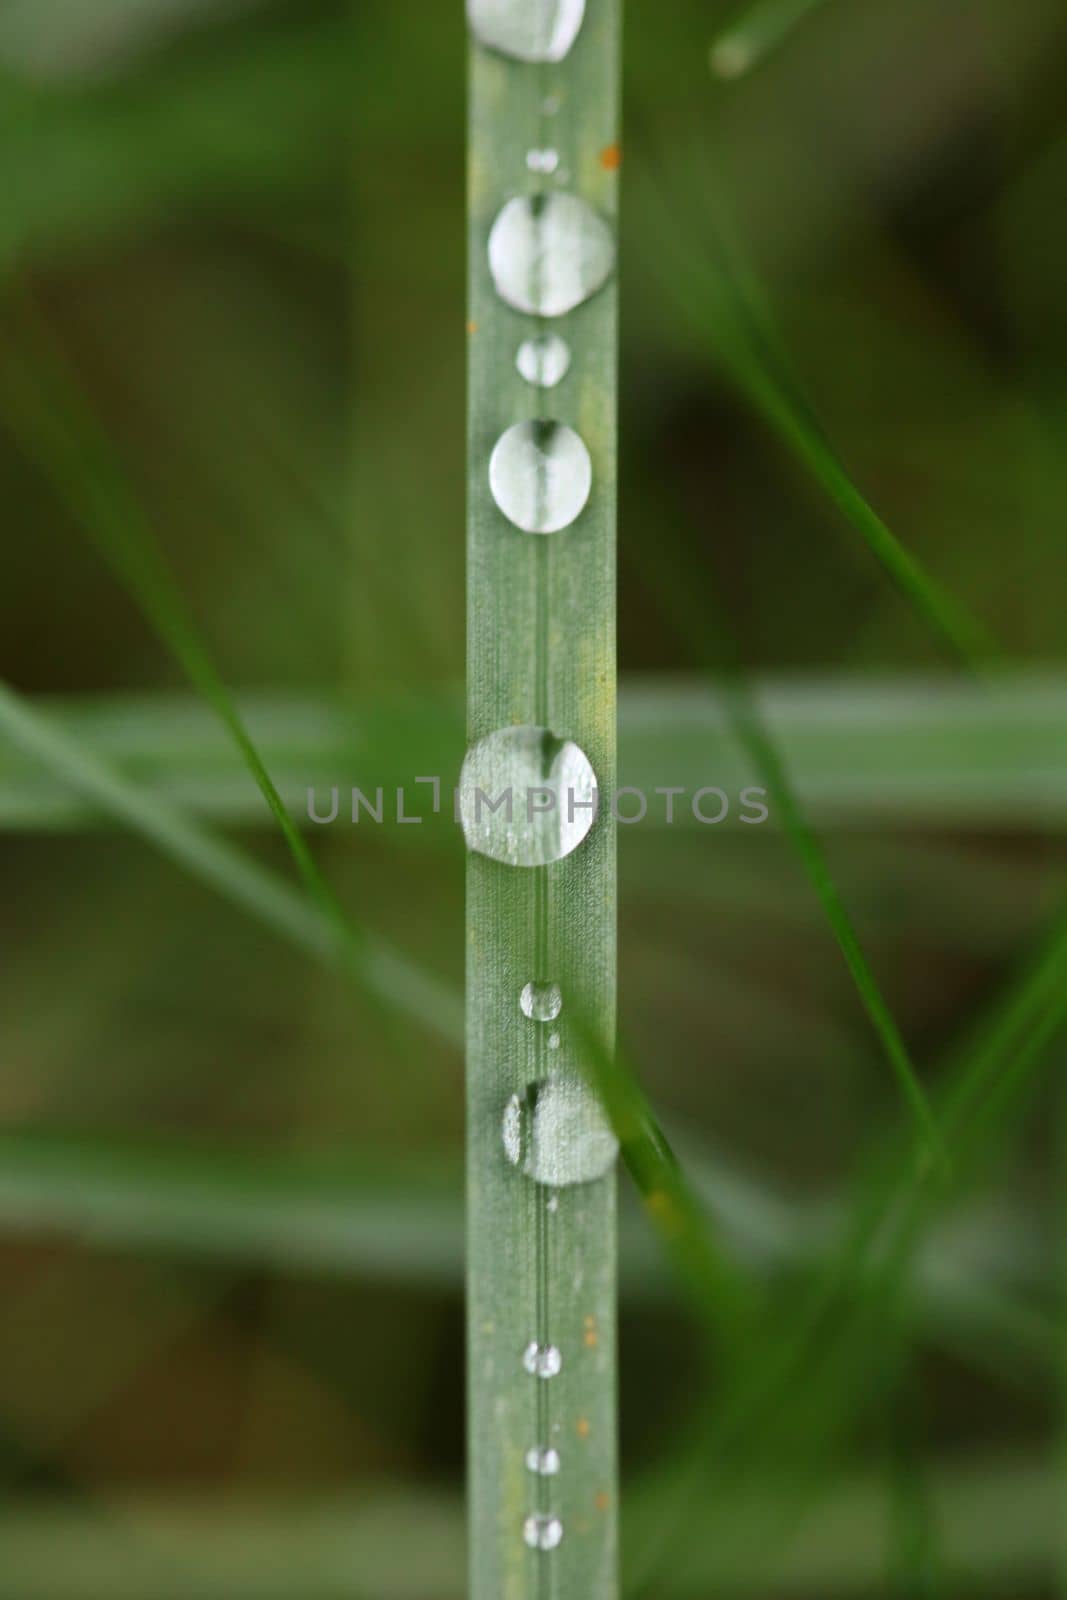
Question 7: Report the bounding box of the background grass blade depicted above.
[710,0,834,80]
[2,677,1066,829]
[628,149,999,669]
[0,681,463,1044]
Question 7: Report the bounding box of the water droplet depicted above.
[467,0,586,63]
[525,1445,562,1476]
[542,93,562,116]
[489,420,591,534]
[524,1513,565,1551]
[504,1077,619,1187]
[516,334,571,390]
[547,1032,561,1050]
[459,726,598,866]
[526,147,561,175]
[523,1341,563,1379]
[521,981,563,1022]
[488,193,615,318]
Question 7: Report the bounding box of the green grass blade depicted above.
[2,678,1066,831]
[0,680,462,1044]
[709,0,833,80]
[467,5,621,1593]
[625,511,945,1162]
[629,153,999,669]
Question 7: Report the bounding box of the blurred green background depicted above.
[1,0,1067,1594]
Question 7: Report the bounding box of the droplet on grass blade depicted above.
[523,1513,565,1551]
[488,193,615,318]
[467,0,586,63]
[503,1078,620,1187]
[520,981,563,1021]
[525,1445,562,1476]
[489,420,591,534]
[516,334,571,389]
[526,147,561,174]
[459,725,598,866]
[523,1341,563,1378]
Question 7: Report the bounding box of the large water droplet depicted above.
[521,981,563,1022]
[523,1341,563,1379]
[467,0,586,63]
[459,726,598,867]
[516,334,571,390]
[489,420,591,534]
[525,1445,562,1476]
[504,1077,620,1187]
[524,1513,565,1551]
[488,194,615,319]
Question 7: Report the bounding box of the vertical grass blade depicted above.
[466,3,621,1594]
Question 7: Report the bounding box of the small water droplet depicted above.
[504,1077,620,1187]
[547,1032,561,1050]
[468,0,586,63]
[523,1341,563,1379]
[542,93,562,116]
[489,419,591,534]
[459,726,598,866]
[523,1513,565,1551]
[525,1445,562,1476]
[488,193,615,319]
[516,334,571,389]
[547,1193,560,1212]
[521,981,563,1022]
[526,147,561,175]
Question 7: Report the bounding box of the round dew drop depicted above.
[523,1341,563,1379]
[516,334,571,390]
[520,981,563,1022]
[525,1445,562,1476]
[488,193,616,319]
[467,0,586,63]
[458,725,598,867]
[524,1514,565,1552]
[489,420,591,534]
[504,1077,620,1187]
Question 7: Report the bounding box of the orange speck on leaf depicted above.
[595,1491,611,1513]
[466,320,479,335]
[576,1417,591,1439]
[599,144,622,171]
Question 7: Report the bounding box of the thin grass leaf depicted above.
[0,680,463,1044]
[628,142,999,669]
[623,491,946,1163]
[632,895,1067,1588]
[709,0,833,81]
[0,298,450,1066]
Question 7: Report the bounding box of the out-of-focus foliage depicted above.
[1,1,1066,1595]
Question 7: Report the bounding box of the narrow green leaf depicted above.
[467,5,621,1594]
[709,0,833,81]
[0,681,462,1044]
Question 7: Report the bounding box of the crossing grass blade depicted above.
[0,679,463,1044]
